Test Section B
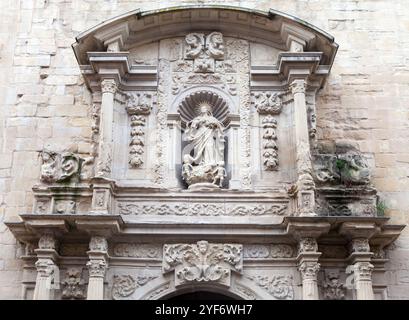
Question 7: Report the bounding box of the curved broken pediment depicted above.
[73,5,338,68]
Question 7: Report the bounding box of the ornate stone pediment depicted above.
[162,241,243,287]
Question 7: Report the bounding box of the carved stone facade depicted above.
[2,4,406,301]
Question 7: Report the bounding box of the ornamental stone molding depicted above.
[162,241,243,287]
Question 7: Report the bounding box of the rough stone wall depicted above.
[0,0,408,299]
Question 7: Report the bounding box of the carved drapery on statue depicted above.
[182,101,226,190]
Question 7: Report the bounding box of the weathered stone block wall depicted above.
[0,0,408,299]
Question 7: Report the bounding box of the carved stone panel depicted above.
[162,241,242,287]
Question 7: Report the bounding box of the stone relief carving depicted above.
[253,92,282,115]
[89,236,108,252]
[153,59,169,185]
[299,261,320,280]
[243,244,294,259]
[298,238,318,254]
[54,200,76,214]
[247,275,294,300]
[128,115,146,168]
[182,101,226,190]
[96,141,112,178]
[125,92,152,115]
[112,274,158,300]
[146,283,171,300]
[184,32,224,73]
[39,149,83,183]
[322,270,346,300]
[163,241,242,286]
[262,115,279,170]
[38,234,57,250]
[270,245,294,258]
[87,260,107,277]
[112,243,162,258]
[117,202,287,216]
[313,147,371,186]
[61,268,86,299]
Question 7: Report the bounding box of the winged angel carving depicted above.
[163,241,242,287]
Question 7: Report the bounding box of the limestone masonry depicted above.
[0,1,408,300]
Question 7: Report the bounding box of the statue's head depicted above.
[197,101,212,116]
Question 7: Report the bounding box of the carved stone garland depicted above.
[126,93,152,168]
[162,240,243,287]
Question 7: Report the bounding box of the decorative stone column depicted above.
[346,238,375,300]
[33,234,59,300]
[86,236,108,300]
[297,237,321,300]
[96,79,117,178]
[290,79,316,216]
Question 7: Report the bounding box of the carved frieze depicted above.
[163,240,242,287]
[262,115,279,170]
[243,244,294,259]
[117,202,287,216]
[112,274,158,300]
[247,275,294,300]
[112,243,162,259]
[61,268,86,299]
[39,149,83,183]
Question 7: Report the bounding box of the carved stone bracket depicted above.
[162,240,243,287]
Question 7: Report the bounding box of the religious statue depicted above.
[182,101,226,190]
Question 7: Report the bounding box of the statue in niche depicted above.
[182,101,225,190]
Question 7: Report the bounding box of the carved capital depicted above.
[89,236,108,252]
[353,262,374,281]
[101,79,117,94]
[290,79,306,95]
[86,259,107,278]
[298,261,320,280]
[35,258,55,277]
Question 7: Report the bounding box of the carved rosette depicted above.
[61,268,86,299]
[262,115,279,170]
[162,240,242,287]
[298,261,320,281]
